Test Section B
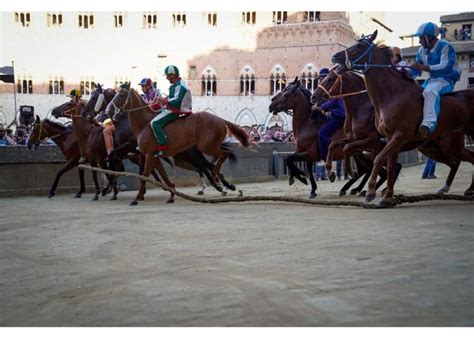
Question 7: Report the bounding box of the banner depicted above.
[0,66,14,74]
[0,65,14,83]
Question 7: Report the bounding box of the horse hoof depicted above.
[351,172,359,180]
[197,190,204,195]
[378,199,389,208]
[328,172,336,183]
[464,189,474,197]
[110,195,117,201]
[359,191,366,197]
[129,201,138,206]
[289,177,295,186]
[299,177,308,185]
[350,189,358,195]
[221,191,227,197]
[238,190,244,197]
[339,190,347,197]
[228,184,236,191]
[48,192,54,198]
[365,193,376,203]
[381,188,387,197]
[309,192,317,199]
[166,199,175,204]
[101,190,107,197]
[92,195,99,201]
[73,193,82,198]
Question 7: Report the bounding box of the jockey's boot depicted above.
[153,144,168,158]
[418,124,430,136]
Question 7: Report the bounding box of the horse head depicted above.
[82,84,117,122]
[332,30,379,71]
[27,115,43,150]
[51,100,80,119]
[268,77,302,115]
[105,82,133,121]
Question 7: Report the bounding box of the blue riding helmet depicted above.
[138,78,152,86]
[414,22,440,37]
[319,68,330,78]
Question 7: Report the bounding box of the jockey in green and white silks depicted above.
[410,22,461,135]
[150,65,192,156]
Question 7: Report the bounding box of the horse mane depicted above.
[299,86,312,105]
[44,118,72,131]
[376,42,419,84]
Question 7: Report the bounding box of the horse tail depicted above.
[224,121,250,147]
[220,141,237,166]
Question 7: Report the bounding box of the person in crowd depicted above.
[410,22,461,136]
[0,125,14,146]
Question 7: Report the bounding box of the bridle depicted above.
[317,69,367,99]
[32,119,72,143]
[111,88,158,119]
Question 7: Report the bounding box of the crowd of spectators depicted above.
[247,124,295,143]
[0,123,32,146]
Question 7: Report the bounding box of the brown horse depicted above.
[332,30,474,204]
[51,101,117,201]
[106,84,249,206]
[313,67,470,196]
[269,78,382,198]
[27,116,86,198]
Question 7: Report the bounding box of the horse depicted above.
[312,67,471,197]
[269,78,379,198]
[331,30,474,204]
[81,84,235,197]
[106,84,250,206]
[27,116,86,198]
[51,100,118,201]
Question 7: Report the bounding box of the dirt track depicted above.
[0,163,473,326]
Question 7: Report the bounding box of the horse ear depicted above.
[35,115,40,123]
[370,30,378,42]
[294,76,298,83]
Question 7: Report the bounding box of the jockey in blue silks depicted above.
[316,68,346,164]
[410,22,461,135]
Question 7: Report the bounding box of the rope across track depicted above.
[79,165,474,209]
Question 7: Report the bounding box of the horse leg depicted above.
[286,153,308,185]
[306,161,318,198]
[76,167,86,198]
[465,166,474,197]
[91,164,101,201]
[197,172,207,195]
[366,135,405,203]
[48,158,78,198]
[130,155,156,206]
[379,152,401,206]
[326,139,348,182]
[343,138,380,180]
[153,158,176,204]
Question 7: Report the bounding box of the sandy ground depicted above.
[0,163,473,326]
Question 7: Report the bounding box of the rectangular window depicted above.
[242,12,256,25]
[143,13,157,29]
[15,12,31,27]
[468,78,474,89]
[304,11,320,22]
[272,11,287,25]
[461,24,472,41]
[47,13,63,27]
[80,80,96,95]
[114,13,124,28]
[78,13,94,29]
[470,55,474,72]
[207,12,217,26]
[173,12,187,28]
[17,78,33,94]
[49,80,64,94]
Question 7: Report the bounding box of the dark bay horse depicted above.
[332,30,474,203]
[106,85,250,206]
[269,78,376,198]
[81,84,235,197]
[27,116,86,198]
[312,67,470,196]
[51,101,117,201]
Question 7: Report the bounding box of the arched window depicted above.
[239,65,255,96]
[270,64,286,95]
[201,66,217,96]
[301,63,317,93]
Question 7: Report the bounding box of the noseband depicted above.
[317,70,367,99]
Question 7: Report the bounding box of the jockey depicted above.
[67,89,82,103]
[410,22,461,135]
[150,65,192,157]
[138,77,159,104]
[391,47,410,76]
[315,68,346,165]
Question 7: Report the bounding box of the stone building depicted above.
[0,11,356,130]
